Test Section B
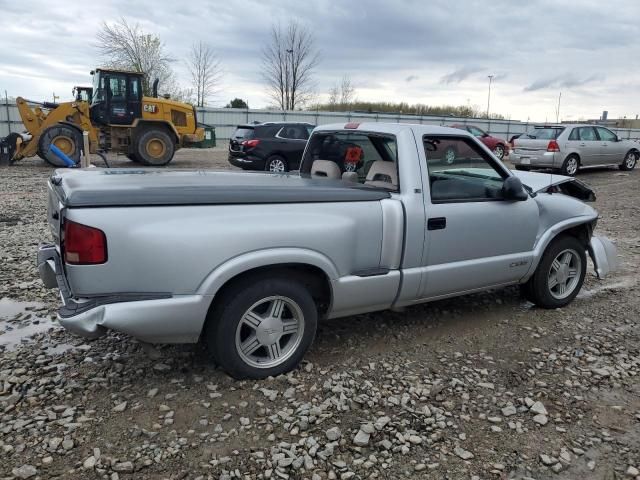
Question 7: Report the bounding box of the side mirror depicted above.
[503,176,528,201]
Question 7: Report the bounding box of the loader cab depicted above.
[90,69,143,126]
[73,86,93,103]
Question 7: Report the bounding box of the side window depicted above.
[579,127,597,141]
[568,128,580,141]
[596,127,617,142]
[423,136,507,203]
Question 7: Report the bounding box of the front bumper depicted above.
[37,244,208,343]
[588,236,619,279]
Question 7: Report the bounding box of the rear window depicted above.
[524,127,564,140]
[232,127,254,139]
[301,131,399,190]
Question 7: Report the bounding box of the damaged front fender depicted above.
[588,236,619,279]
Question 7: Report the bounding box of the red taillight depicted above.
[344,122,360,129]
[242,139,260,148]
[547,140,560,152]
[64,220,107,265]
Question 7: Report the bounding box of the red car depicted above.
[449,124,509,160]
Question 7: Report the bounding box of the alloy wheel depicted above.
[547,249,582,300]
[235,296,305,368]
[565,158,578,176]
[268,158,286,172]
[624,152,637,169]
[494,145,505,159]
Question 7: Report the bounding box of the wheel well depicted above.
[627,148,639,155]
[565,152,580,164]
[557,223,591,248]
[206,264,332,321]
[134,121,178,143]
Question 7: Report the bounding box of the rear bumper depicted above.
[511,151,559,168]
[228,152,265,170]
[37,244,209,343]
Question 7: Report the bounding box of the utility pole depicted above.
[555,92,562,123]
[486,75,494,119]
[52,92,60,103]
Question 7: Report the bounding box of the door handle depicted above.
[579,143,586,146]
[427,217,447,230]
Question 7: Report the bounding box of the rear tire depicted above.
[522,235,586,309]
[37,124,83,167]
[559,155,579,176]
[619,150,638,171]
[205,276,317,379]
[135,128,175,166]
[265,155,288,172]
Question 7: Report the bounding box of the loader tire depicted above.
[38,124,83,167]
[126,153,139,163]
[135,128,175,166]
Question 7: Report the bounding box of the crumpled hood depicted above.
[511,170,573,193]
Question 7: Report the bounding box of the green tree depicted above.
[225,98,248,109]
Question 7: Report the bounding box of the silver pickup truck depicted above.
[37,123,618,379]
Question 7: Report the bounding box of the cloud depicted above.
[524,74,605,92]
[405,75,419,82]
[440,66,484,84]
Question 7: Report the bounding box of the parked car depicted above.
[510,124,639,176]
[38,123,618,379]
[228,122,315,172]
[450,124,509,159]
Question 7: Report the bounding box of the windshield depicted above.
[91,73,105,104]
[524,127,564,139]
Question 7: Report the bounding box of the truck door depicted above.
[417,135,539,299]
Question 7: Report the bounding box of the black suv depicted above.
[228,122,315,172]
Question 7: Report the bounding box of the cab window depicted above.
[301,131,399,191]
[423,135,507,203]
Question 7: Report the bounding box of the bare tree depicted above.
[327,75,356,110]
[95,18,174,96]
[262,20,320,110]
[186,41,222,107]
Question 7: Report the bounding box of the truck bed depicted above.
[51,169,390,207]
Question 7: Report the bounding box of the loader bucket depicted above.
[0,133,20,166]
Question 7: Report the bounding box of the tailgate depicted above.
[513,138,550,153]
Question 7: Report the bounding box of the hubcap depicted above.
[235,296,304,368]
[445,149,455,164]
[146,138,166,158]
[566,158,578,175]
[548,249,581,300]
[52,135,75,155]
[269,159,286,172]
[494,146,504,159]
[625,152,637,168]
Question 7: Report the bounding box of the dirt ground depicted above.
[0,148,638,480]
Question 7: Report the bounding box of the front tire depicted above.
[135,128,175,166]
[619,150,638,171]
[265,155,288,172]
[205,276,317,379]
[522,235,586,309]
[514,165,530,171]
[493,144,505,160]
[37,124,83,167]
[560,155,579,176]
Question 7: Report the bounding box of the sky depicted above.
[0,0,638,122]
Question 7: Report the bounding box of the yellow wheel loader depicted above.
[1,69,204,167]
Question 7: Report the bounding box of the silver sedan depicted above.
[510,124,639,176]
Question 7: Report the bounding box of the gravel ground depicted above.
[0,149,639,480]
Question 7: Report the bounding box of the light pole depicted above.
[486,75,494,119]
